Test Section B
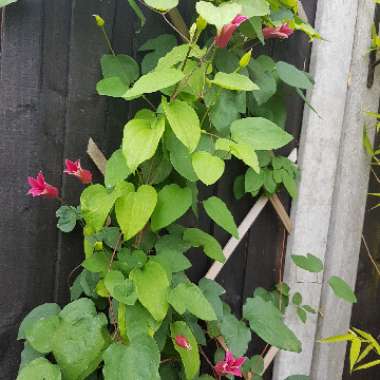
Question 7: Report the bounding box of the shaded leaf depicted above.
[203,196,239,238]
[328,276,357,304]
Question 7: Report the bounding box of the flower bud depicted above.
[93,14,105,27]
[94,241,103,251]
[175,335,191,350]
[239,50,252,68]
[189,23,197,40]
[196,16,207,32]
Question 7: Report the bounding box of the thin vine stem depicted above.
[362,234,380,277]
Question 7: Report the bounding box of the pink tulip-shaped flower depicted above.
[175,335,191,350]
[64,159,92,184]
[262,23,294,40]
[27,172,59,199]
[215,15,248,48]
[214,351,246,378]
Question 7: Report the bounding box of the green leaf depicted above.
[168,282,217,321]
[56,206,79,233]
[105,149,131,188]
[353,359,380,371]
[183,228,225,263]
[103,336,160,380]
[319,332,355,344]
[25,315,60,353]
[248,59,277,105]
[192,151,225,185]
[52,299,111,380]
[243,296,301,352]
[196,1,242,30]
[220,313,251,357]
[122,303,161,340]
[198,278,225,320]
[282,170,298,198]
[292,292,302,306]
[215,138,259,172]
[19,343,43,371]
[349,337,362,372]
[296,307,307,324]
[124,68,184,99]
[171,321,200,380]
[163,98,201,153]
[211,72,259,91]
[18,303,61,340]
[245,168,264,193]
[236,0,270,16]
[231,117,293,150]
[97,77,130,98]
[203,196,239,238]
[101,54,139,87]
[118,249,147,272]
[328,276,357,304]
[156,44,205,71]
[152,234,192,273]
[244,355,264,375]
[165,130,198,181]
[122,116,165,172]
[0,0,17,7]
[151,184,192,232]
[144,0,178,11]
[127,0,146,27]
[351,327,380,355]
[233,175,245,200]
[139,34,177,74]
[104,270,137,305]
[210,90,246,133]
[141,149,172,185]
[291,254,323,273]
[276,62,313,90]
[17,358,62,380]
[80,184,124,231]
[115,184,157,240]
[82,251,109,273]
[131,260,170,321]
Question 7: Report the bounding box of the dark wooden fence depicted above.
[6,1,378,379]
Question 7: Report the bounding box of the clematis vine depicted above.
[27,172,59,199]
[214,351,246,378]
[175,335,191,350]
[263,23,294,40]
[64,159,92,184]
[215,15,248,48]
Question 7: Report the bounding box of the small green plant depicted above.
[320,328,380,373]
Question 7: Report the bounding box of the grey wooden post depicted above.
[273,0,380,379]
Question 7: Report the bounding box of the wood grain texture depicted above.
[0,1,56,377]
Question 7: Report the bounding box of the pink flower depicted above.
[215,15,248,48]
[175,335,191,350]
[214,351,246,378]
[64,159,92,184]
[27,172,59,199]
[262,23,294,40]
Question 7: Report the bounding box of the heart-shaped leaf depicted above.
[122,116,165,172]
[104,270,137,305]
[131,261,170,321]
[192,151,225,185]
[163,98,201,153]
[115,185,157,240]
[151,184,192,231]
[196,1,242,30]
